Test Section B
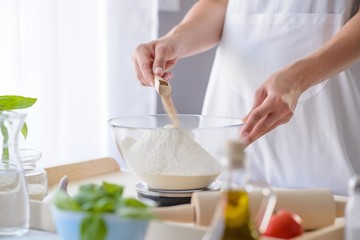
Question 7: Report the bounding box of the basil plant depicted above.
[0,95,37,160]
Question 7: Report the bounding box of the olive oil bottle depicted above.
[221,189,259,240]
[206,140,259,240]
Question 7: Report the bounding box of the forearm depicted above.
[164,0,228,58]
[289,10,360,92]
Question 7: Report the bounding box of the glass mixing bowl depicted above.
[108,114,243,190]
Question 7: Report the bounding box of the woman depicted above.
[132,0,360,195]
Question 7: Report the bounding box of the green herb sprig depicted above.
[53,182,154,240]
[0,95,37,160]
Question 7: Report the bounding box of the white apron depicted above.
[202,0,360,195]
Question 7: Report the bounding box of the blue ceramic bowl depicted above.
[52,207,149,240]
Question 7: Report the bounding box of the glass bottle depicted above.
[0,112,29,236]
[206,140,275,240]
[221,140,258,240]
[345,175,360,240]
[20,149,48,201]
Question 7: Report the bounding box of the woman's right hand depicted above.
[132,36,181,87]
[132,0,227,87]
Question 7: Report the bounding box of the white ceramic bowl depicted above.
[109,114,243,190]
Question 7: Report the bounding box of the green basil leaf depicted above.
[1,123,9,160]
[53,188,81,211]
[121,198,149,209]
[93,197,116,212]
[0,95,37,111]
[78,184,107,197]
[74,192,99,206]
[1,123,9,143]
[102,182,123,197]
[81,214,107,240]
[1,147,9,162]
[80,200,97,212]
[75,184,108,207]
[21,122,28,139]
[78,183,98,193]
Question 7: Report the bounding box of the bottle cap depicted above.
[225,140,247,168]
[348,175,360,194]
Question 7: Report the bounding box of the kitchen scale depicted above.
[136,182,222,207]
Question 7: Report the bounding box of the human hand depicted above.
[240,69,303,144]
[132,36,181,87]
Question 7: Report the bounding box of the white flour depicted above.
[121,128,221,176]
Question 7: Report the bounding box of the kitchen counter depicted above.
[1,230,58,240]
[25,157,346,240]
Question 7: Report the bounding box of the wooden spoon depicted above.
[154,76,171,97]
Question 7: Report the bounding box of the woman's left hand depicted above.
[240,68,303,144]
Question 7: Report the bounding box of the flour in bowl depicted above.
[120,128,221,176]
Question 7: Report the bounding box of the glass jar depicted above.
[20,149,48,201]
[0,112,29,236]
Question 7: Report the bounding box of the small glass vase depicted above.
[20,149,48,201]
[0,112,29,236]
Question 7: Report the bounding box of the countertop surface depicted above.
[1,229,58,240]
[21,159,347,240]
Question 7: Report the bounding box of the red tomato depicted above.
[263,210,303,239]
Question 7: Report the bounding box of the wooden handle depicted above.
[192,191,221,226]
[152,204,195,223]
[151,191,221,226]
[45,157,120,188]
